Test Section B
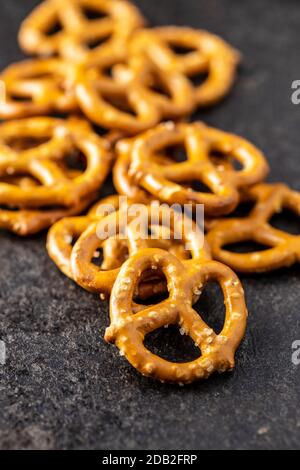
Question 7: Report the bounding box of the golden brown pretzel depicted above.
[19,0,145,64]
[0,192,96,236]
[71,203,210,295]
[74,50,195,134]
[207,183,300,273]
[0,59,77,119]
[129,122,269,216]
[105,248,247,384]
[47,195,120,278]
[129,27,240,107]
[0,117,113,208]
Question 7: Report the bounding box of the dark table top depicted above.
[0,0,300,451]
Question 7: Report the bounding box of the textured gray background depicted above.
[0,0,300,450]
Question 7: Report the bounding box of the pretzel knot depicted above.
[129,26,240,107]
[0,117,113,208]
[105,248,247,384]
[129,122,269,216]
[0,59,77,120]
[207,183,300,273]
[19,0,145,64]
[70,203,210,296]
[74,51,195,134]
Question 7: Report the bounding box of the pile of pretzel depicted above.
[0,0,299,385]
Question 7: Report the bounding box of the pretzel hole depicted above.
[223,240,271,254]
[4,136,50,151]
[193,282,225,335]
[209,202,255,224]
[8,93,32,103]
[0,204,19,212]
[82,7,108,20]
[102,93,137,117]
[45,20,63,37]
[226,201,255,219]
[189,71,209,88]
[187,180,212,193]
[86,33,112,50]
[101,64,123,79]
[210,151,244,172]
[270,209,300,235]
[144,325,200,363]
[64,151,87,173]
[134,269,169,305]
[91,248,104,267]
[2,174,42,187]
[170,44,197,56]
[90,124,111,137]
[159,144,187,163]
[229,158,244,172]
[148,73,172,99]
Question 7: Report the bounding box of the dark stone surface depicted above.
[1,0,300,450]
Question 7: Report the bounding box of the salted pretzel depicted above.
[0,117,113,208]
[71,203,210,295]
[0,190,96,236]
[47,195,120,278]
[129,27,240,107]
[207,183,300,273]
[128,122,269,216]
[74,51,195,134]
[105,248,247,384]
[0,59,77,119]
[19,0,145,65]
[113,131,230,201]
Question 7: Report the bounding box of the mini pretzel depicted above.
[129,27,240,107]
[0,59,77,119]
[19,0,145,64]
[129,122,269,216]
[0,117,113,208]
[71,203,210,295]
[207,183,300,273]
[74,52,195,134]
[105,248,247,384]
[0,191,95,236]
[47,195,120,278]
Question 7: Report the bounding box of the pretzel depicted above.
[0,59,77,119]
[207,183,300,273]
[74,51,195,134]
[19,0,145,65]
[0,117,113,208]
[105,248,247,384]
[129,27,240,107]
[129,122,269,216]
[71,203,210,295]
[0,190,96,236]
[47,195,120,278]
